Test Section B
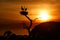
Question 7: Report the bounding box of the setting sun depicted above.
[38,9,51,22]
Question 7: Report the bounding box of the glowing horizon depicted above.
[36,8,52,22]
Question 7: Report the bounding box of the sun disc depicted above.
[40,13,49,20]
[38,9,51,22]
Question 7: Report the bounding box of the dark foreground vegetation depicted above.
[0,21,60,40]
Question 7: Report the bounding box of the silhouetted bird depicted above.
[21,7,24,11]
[25,8,27,11]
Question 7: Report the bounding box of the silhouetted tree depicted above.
[3,31,12,39]
[8,33,17,40]
[20,6,32,36]
[3,31,17,40]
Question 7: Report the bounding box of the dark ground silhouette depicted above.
[0,21,60,40]
[30,21,60,39]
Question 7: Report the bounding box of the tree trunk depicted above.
[25,15,32,36]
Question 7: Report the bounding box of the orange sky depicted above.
[0,0,60,35]
[0,0,60,21]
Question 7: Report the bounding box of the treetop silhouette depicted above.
[20,6,32,35]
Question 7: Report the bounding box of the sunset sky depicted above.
[0,0,60,35]
[0,0,60,21]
